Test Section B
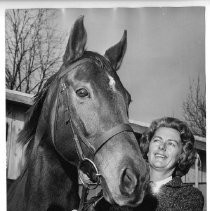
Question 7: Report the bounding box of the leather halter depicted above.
[52,58,135,210]
[58,81,134,182]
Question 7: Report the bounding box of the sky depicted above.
[56,7,205,124]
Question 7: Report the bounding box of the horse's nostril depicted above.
[120,168,137,196]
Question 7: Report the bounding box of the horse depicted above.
[7,16,149,211]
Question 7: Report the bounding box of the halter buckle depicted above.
[79,158,101,190]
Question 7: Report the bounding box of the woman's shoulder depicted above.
[171,183,204,210]
[166,177,204,202]
[156,177,204,210]
[178,183,204,200]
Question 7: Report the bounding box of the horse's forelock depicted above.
[75,51,112,72]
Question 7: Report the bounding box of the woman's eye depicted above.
[152,138,159,143]
[76,88,89,98]
[168,142,176,147]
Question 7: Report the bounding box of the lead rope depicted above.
[78,186,89,211]
[79,189,103,211]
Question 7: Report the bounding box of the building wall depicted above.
[6,101,28,179]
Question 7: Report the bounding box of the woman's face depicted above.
[147,127,183,173]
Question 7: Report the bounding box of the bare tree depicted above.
[6,9,66,94]
[183,77,206,137]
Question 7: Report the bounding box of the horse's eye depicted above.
[76,88,89,98]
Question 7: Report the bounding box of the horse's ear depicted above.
[105,30,127,71]
[63,16,87,64]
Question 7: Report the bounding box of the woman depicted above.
[138,117,204,210]
[93,117,204,211]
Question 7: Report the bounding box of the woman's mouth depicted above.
[154,153,167,159]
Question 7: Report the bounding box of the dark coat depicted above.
[94,177,204,211]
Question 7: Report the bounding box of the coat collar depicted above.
[165,176,184,188]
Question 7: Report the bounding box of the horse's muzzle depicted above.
[118,162,150,206]
[120,168,138,196]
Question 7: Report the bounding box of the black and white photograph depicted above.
[1,1,207,211]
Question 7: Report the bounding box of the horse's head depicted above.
[45,16,149,207]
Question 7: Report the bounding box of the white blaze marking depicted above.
[107,74,116,91]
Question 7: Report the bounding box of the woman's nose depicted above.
[159,142,166,150]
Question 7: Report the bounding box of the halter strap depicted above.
[58,58,95,79]
[60,82,95,157]
[94,124,133,154]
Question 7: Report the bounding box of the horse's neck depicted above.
[7,168,29,211]
[29,139,80,207]
[9,138,80,211]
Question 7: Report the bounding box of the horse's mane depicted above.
[17,73,58,146]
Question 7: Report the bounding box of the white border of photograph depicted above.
[1,1,209,210]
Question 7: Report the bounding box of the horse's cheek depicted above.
[75,102,100,134]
